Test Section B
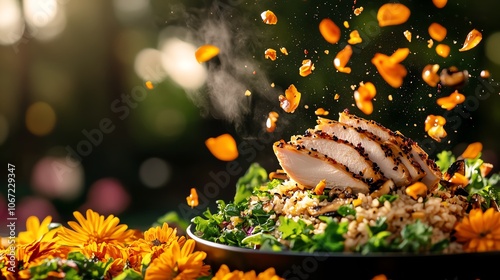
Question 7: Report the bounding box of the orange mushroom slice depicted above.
[377,3,411,27]
[371,48,410,88]
[424,115,447,142]
[205,133,239,161]
[195,44,220,63]
[261,10,278,25]
[436,90,465,110]
[279,84,301,113]
[459,29,482,52]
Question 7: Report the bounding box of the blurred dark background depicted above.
[1,0,500,232]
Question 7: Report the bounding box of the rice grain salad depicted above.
[192,112,500,255]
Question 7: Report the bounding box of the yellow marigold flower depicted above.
[57,209,134,247]
[80,242,128,278]
[17,216,58,245]
[454,208,500,252]
[144,239,210,280]
[2,240,60,279]
[213,264,284,280]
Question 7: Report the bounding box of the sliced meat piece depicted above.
[273,140,371,194]
[315,119,411,187]
[290,130,385,183]
[337,110,442,189]
[385,141,425,182]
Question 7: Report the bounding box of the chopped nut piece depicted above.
[195,44,220,63]
[354,82,376,115]
[265,48,277,61]
[424,115,447,142]
[377,3,411,27]
[427,39,434,48]
[186,188,199,208]
[315,108,329,116]
[436,90,465,110]
[354,7,364,16]
[299,59,315,77]
[459,29,482,52]
[422,64,441,87]
[371,48,409,88]
[245,90,252,96]
[334,45,353,74]
[348,30,362,44]
[460,142,483,159]
[279,84,301,113]
[440,67,468,88]
[319,18,341,44]
[435,44,450,58]
[280,47,289,55]
[266,111,279,132]
[334,93,340,100]
[261,10,278,24]
[428,23,447,42]
[404,30,412,42]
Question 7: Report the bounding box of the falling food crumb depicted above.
[261,10,278,25]
[334,93,340,100]
[388,95,393,101]
[343,21,350,28]
[271,83,275,87]
[315,108,329,116]
[319,18,341,44]
[265,48,277,60]
[266,111,279,132]
[354,81,377,115]
[334,45,353,73]
[279,84,301,113]
[424,115,447,142]
[245,90,252,96]
[480,70,490,78]
[354,7,364,16]
[436,90,465,110]
[404,30,412,42]
[280,47,289,55]
[186,188,199,208]
[145,81,154,90]
[299,59,315,77]
[348,30,362,45]
[377,3,411,27]
[324,50,330,55]
[427,39,434,48]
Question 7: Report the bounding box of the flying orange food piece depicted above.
[424,115,447,142]
[205,133,238,161]
[459,29,482,52]
[261,10,278,25]
[371,48,410,88]
[435,44,450,58]
[319,18,341,44]
[354,82,376,115]
[279,84,301,113]
[265,48,277,61]
[377,3,411,27]
[334,45,353,74]
[432,0,447,8]
[428,23,447,42]
[186,188,199,208]
[266,111,279,132]
[348,30,362,45]
[299,59,315,77]
[195,44,220,63]
[460,142,483,159]
[437,90,465,110]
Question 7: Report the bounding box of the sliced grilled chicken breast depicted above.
[337,110,442,189]
[290,130,385,183]
[315,120,411,187]
[273,140,371,194]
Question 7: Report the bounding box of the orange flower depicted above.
[454,208,500,252]
[144,239,210,280]
[132,222,187,260]
[80,242,128,278]
[212,264,284,280]
[17,216,58,245]
[57,209,134,248]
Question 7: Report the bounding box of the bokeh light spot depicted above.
[139,157,171,188]
[83,178,131,215]
[155,108,187,138]
[160,38,208,90]
[485,32,500,65]
[0,115,9,146]
[0,0,24,45]
[31,156,84,201]
[134,48,168,83]
[17,196,60,231]
[25,101,57,136]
